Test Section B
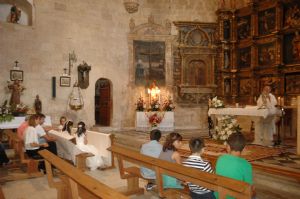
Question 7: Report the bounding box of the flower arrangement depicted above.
[149,99,160,111]
[162,96,175,111]
[0,100,14,123]
[210,96,225,108]
[12,103,28,116]
[135,96,145,111]
[213,115,242,141]
[146,112,165,127]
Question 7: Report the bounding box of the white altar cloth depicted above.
[0,116,52,129]
[136,112,174,131]
[208,106,277,118]
[208,106,281,146]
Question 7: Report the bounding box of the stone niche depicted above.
[0,0,34,26]
[173,21,218,106]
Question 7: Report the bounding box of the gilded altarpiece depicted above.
[173,21,217,106]
[216,0,300,105]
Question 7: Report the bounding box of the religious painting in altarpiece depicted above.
[237,46,251,69]
[237,15,251,40]
[258,42,276,67]
[134,40,165,86]
[258,7,276,36]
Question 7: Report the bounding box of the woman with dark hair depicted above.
[159,132,183,164]
[74,122,104,170]
[159,132,183,189]
[62,120,73,135]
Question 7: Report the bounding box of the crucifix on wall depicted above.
[77,61,91,89]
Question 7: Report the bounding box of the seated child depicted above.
[140,129,162,190]
[183,138,215,199]
[58,116,67,131]
[74,121,104,170]
[215,132,254,199]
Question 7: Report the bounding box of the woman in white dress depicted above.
[75,121,104,170]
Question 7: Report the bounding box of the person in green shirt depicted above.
[214,132,255,199]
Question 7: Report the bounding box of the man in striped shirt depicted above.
[182,138,215,199]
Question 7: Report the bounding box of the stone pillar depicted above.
[297,96,300,155]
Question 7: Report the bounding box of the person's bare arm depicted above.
[172,151,182,164]
[84,135,88,145]
[30,142,48,147]
[43,134,56,141]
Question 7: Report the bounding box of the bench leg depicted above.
[121,177,144,196]
[27,160,40,174]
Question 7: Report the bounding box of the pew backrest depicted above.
[87,131,114,167]
[38,149,128,199]
[110,145,252,199]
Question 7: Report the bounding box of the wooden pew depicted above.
[4,130,43,175]
[38,149,128,199]
[109,145,252,199]
[48,130,115,171]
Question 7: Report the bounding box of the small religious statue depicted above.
[10,4,21,23]
[7,80,25,106]
[34,95,42,114]
[77,61,91,89]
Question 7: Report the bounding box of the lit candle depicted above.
[278,97,281,106]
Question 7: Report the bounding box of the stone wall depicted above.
[0,0,221,130]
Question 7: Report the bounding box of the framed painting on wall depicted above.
[134,40,166,86]
[10,70,23,81]
[60,76,71,87]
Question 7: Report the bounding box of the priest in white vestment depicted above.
[255,85,277,146]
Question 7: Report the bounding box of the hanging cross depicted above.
[14,60,19,68]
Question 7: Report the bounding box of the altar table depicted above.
[0,116,52,129]
[136,112,174,132]
[208,106,281,146]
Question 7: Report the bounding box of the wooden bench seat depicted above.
[122,166,191,198]
[5,130,43,175]
[38,149,128,199]
[109,144,252,199]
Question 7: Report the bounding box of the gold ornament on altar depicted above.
[68,81,84,110]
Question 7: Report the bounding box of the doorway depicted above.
[95,78,112,126]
